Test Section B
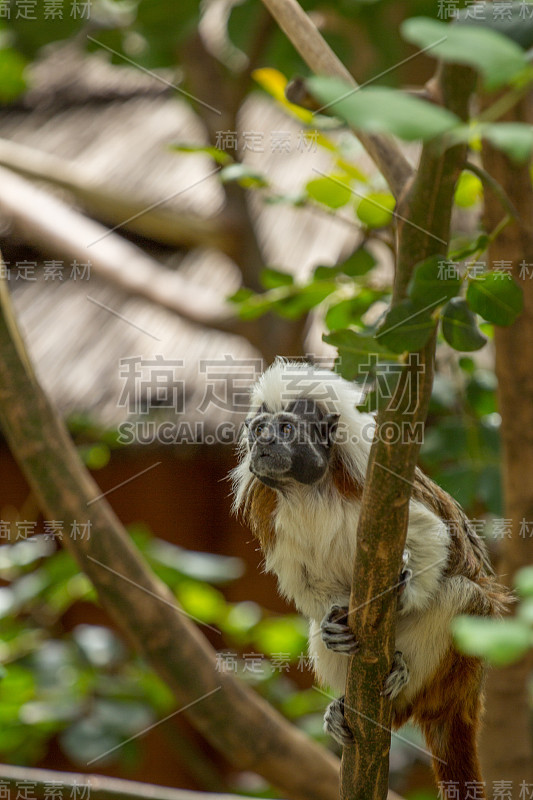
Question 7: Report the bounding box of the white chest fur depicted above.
[265,486,451,622]
[265,487,360,620]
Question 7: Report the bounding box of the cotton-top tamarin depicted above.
[231,359,508,796]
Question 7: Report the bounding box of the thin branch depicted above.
[259,0,414,198]
[464,160,521,222]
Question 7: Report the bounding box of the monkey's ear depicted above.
[324,413,340,445]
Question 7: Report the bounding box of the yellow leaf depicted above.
[252,67,314,124]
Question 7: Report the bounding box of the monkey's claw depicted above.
[324,696,353,747]
[320,605,359,654]
[382,651,409,699]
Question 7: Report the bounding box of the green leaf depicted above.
[452,616,531,666]
[148,539,243,583]
[408,255,461,308]
[260,267,294,289]
[455,5,533,51]
[441,298,488,351]
[314,247,376,281]
[228,287,254,304]
[235,296,275,321]
[220,164,268,188]
[401,17,528,90]
[449,233,490,262]
[515,566,533,598]
[482,122,533,164]
[376,300,435,353]
[324,329,390,358]
[171,144,232,165]
[356,192,395,228]
[517,597,533,625]
[254,616,308,659]
[465,369,498,416]
[274,282,337,318]
[324,329,394,381]
[455,172,483,208]
[339,247,376,277]
[78,444,110,470]
[467,272,523,325]
[325,291,380,329]
[224,601,262,636]
[0,49,27,103]
[177,580,226,623]
[306,77,460,142]
[305,174,352,209]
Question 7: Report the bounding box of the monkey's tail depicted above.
[421,706,485,800]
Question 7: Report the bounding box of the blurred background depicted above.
[0,0,507,798]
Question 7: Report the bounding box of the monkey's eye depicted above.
[253,423,266,437]
[279,422,294,438]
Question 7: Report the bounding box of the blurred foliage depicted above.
[0,524,322,772]
[453,566,533,666]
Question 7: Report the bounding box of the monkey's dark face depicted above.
[246,399,339,489]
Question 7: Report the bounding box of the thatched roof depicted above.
[0,42,393,435]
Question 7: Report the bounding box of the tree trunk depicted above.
[480,94,533,796]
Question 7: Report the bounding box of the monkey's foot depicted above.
[382,651,409,699]
[324,696,353,747]
[320,605,359,654]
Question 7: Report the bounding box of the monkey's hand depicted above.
[320,605,359,654]
[382,651,410,699]
[324,695,353,746]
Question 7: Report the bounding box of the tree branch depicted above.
[0,765,264,800]
[341,64,476,800]
[0,270,340,800]
[259,0,414,198]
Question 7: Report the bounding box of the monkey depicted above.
[231,358,510,798]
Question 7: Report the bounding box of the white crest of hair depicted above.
[232,359,453,703]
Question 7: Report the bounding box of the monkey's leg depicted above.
[323,695,353,746]
[320,605,359,654]
[421,705,485,798]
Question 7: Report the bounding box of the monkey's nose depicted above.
[257,430,275,445]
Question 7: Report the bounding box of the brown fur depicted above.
[413,466,511,616]
[405,649,486,797]
[242,479,277,552]
[330,452,364,500]
[392,468,512,798]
